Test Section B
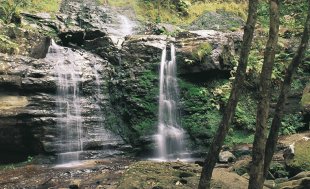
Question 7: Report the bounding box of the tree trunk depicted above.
[263,0,310,181]
[248,1,280,189]
[198,1,259,188]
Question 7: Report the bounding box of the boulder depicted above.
[69,179,81,189]
[30,37,51,59]
[230,156,251,175]
[175,30,243,75]
[264,180,276,188]
[290,171,310,181]
[277,176,310,189]
[285,140,310,176]
[219,151,236,163]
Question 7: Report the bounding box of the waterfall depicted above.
[118,15,135,37]
[46,40,84,163]
[110,14,136,48]
[156,44,185,160]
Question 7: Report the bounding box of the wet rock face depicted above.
[107,35,165,148]
[0,0,243,159]
[0,48,116,158]
[0,54,54,161]
[108,33,240,150]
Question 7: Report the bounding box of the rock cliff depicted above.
[0,0,253,161]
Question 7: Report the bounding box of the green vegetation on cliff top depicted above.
[102,0,247,25]
[0,0,60,23]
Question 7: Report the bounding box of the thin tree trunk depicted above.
[198,1,259,188]
[248,1,280,189]
[263,0,310,181]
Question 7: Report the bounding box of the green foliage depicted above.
[0,0,60,24]
[106,0,247,26]
[234,97,257,132]
[245,39,297,85]
[211,81,231,104]
[257,1,270,28]
[272,52,293,81]
[291,78,305,93]
[245,49,263,86]
[225,130,254,147]
[0,34,18,54]
[108,67,159,146]
[280,114,304,135]
[126,70,159,135]
[0,0,30,24]
[179,79,226,148]
[279,0,308,30]
[191,42,213,62]
[0,0,60,33]
[258,0,308,30]
[24,0,60,14]
[178,78,232,143]
[269,162,289,178]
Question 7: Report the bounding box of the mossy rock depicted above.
[286,140,310,175]
[118,161,201,189]
[301,84,310,113]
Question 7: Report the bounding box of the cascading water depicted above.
[110,14,136,48]
[118,14,135,37]
[46,40,84,163]
[155,44,185,161]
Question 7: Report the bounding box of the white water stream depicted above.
[155,44,186,161]
[46,40,84,163]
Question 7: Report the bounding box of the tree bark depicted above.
[198,1,259,189]
[248,1,280,189]
[263,0,310,181]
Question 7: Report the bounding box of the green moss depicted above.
[287,140,310,172]
[301,93,310,107]
[118,161,201,189]
[108,67,159,145]
[0,34,18,54]
[129,70,158,135]
[179,79,224,149]
[192,42,213,62]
